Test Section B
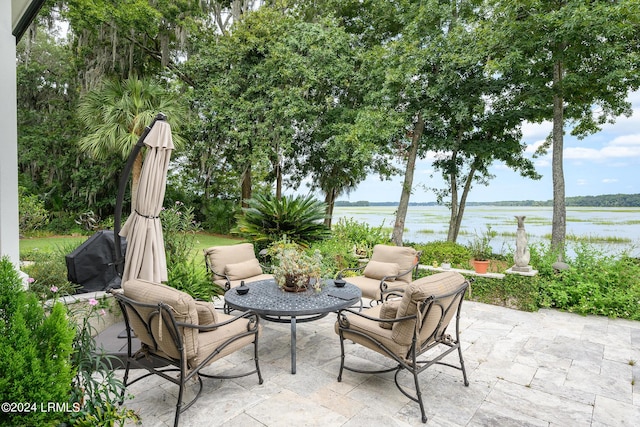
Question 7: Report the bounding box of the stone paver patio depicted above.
[105,300,640,426]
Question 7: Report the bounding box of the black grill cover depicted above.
[66,230,127,293]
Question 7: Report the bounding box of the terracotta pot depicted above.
[473,260,490,274]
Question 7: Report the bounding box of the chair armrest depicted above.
[337,266,364,278]
[178,310,260,333]
[336,307,416,328]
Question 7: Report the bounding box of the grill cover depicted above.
[66,230,127,293]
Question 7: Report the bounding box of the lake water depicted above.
[332,205,640,257]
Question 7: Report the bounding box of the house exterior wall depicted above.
[0,0,20,267]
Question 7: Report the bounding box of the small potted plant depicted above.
[269,238,323,292]
[469,227,494,274]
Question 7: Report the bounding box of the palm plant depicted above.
[77,76,187,209]
[234,194,331,249]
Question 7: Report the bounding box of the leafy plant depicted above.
[21,244,79,300]
[18,186,49,233]
[412,240,471,268]
[331,217,391,257]
[269,238,324,292]
[469,226,495,261]
[66,294,139,425]
[161,201,201,266]
[167,259,224,301]
[234,194,331,249]
[0,257,75,426]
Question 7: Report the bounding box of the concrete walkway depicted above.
[102,301,640,426]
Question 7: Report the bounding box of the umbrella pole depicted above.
[113,113,167,279]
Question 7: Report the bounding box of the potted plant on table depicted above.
[469,227,494,274]
[269,238,323,292]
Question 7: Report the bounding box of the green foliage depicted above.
[21,245,79,300]
[67,295,139,425]
[234,194,331,249]
[310,238,360,278]
[412,241,471,268]
[537,245,640,320]
[331,217,391,257]
[0,257,75,426]
[269,238,324,292]
[167,259,224,301]
[18,186,49,233]
[468,226,496,261]
[199,198,240,235]
[162,201,201,266]
[162,201,224,300]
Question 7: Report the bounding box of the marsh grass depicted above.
[543,233,633,244]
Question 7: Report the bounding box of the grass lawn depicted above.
[19,232,242,258]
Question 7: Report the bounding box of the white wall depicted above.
[0,0,20,267]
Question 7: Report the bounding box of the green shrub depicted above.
[310,238,360,277]
[331,217,390,257]
[167,259,224,301]
[162,201,201,266]
[0,257,75,426]
[412,240,471,268]
[18,186,49,233]
[200,199,239,234]
[21,246,78,300]
[234,194,331,250]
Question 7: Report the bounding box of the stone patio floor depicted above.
[98,300,640,426]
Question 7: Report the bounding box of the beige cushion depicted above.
[198,312,262,367]
[379,299,400,329]
[346,275,407,302]
[370,244,418,284]
[204,243,257,278]
[335,304,411,360]
[392,272,465,345]
[224,258,263,280]
[123,279,199,363]
[363,260,399,281]
[194,300,217,326]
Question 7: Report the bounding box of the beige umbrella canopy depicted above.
[119,119,174,283]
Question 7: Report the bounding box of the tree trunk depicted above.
[391,114,424,246]
[241,164,252,208]
[275,162,282,200]
[447,150,459,242]
[551,59,566,256]
[324,188,336,228]
[452,162,476,243]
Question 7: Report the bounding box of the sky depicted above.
[332,90,640,204]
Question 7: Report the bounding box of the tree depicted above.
[488,0,640,254]
[77,76,188,210]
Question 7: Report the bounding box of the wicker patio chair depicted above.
[112,278,263,427]
[335,271,470,423]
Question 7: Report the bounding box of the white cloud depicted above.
[564,134,640,160]
[576,179,588,186]
[602,178,619,183]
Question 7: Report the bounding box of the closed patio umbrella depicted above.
[118,117,174,283]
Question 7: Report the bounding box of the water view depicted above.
[333,205,640,257]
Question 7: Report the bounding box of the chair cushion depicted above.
[194,300,217,326]
[224,258,263,281]
[123,279,199,362]
[363,260,399,281]
[204,243,257,277]
[335,305,411,360]
[346,275,406,302]
[392,271,465,345]
[197,312,262,366]
[379,299,400,329]
[370,244,418,284]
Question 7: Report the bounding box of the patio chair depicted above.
[339,244,420,305]
[335,271,470,423]
[112,278,263,427]
[203,243,272,290]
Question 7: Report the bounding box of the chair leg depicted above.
[457,343,469,386]
[119,359,131,405]
[173,369,186,427]
[254,336,264,385]
[337,334,346,382]
[411,368,428,423]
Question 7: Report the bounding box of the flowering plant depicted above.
[269,238,323,292]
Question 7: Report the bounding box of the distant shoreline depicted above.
[336,193,640,208]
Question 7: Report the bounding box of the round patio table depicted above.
[224,278,362,374]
